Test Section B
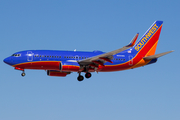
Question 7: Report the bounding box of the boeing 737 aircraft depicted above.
[4,21,174,81]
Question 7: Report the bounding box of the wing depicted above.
[78,33,139,67]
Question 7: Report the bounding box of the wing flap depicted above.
[79,46,129,65]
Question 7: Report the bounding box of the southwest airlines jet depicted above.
[4,21,173,81]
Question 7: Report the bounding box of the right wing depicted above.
[78,33,139,66]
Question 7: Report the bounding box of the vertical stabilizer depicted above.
[132,21,163,57]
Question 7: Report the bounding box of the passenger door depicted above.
[27,51,33,61]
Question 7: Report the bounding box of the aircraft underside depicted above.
[12,57,153,81]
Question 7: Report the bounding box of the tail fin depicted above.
[132,21,163,57]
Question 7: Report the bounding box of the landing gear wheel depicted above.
[21,72,25,77]
[85,72,92,78]
[77,75,84,81]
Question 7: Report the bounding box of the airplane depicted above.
[3,21,174,81]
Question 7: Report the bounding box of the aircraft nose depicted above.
[3,57,13,65]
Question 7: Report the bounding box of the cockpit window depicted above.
[12,54,21,57]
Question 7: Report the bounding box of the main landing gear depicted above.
[77,72,92,81]
[85,72,91,78]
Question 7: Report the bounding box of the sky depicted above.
[0,0,179,120]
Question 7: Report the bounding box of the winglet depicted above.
[143,50,174,60]
[126,33,139,47]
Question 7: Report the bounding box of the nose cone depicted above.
[3,57,13,65]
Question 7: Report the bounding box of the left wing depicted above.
[78,33,139,66]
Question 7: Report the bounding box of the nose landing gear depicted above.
[21,72,26,77]
[15,67,26,77]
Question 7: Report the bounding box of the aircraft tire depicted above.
[77,75,84,81]
[85,72,92,78]
[21,73,25,77]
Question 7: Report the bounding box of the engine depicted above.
[45,61,80,76]
[47,70,71,77]
[146,58,157,65]
[60,62,80,72]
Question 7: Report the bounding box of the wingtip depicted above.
[127,33,139,47]
[168,50,175,53]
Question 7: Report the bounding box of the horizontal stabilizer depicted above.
[143,50,174,60]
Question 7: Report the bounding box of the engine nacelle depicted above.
[60,62,80,72]
[146,58,157,65]
[47,70,71,77]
